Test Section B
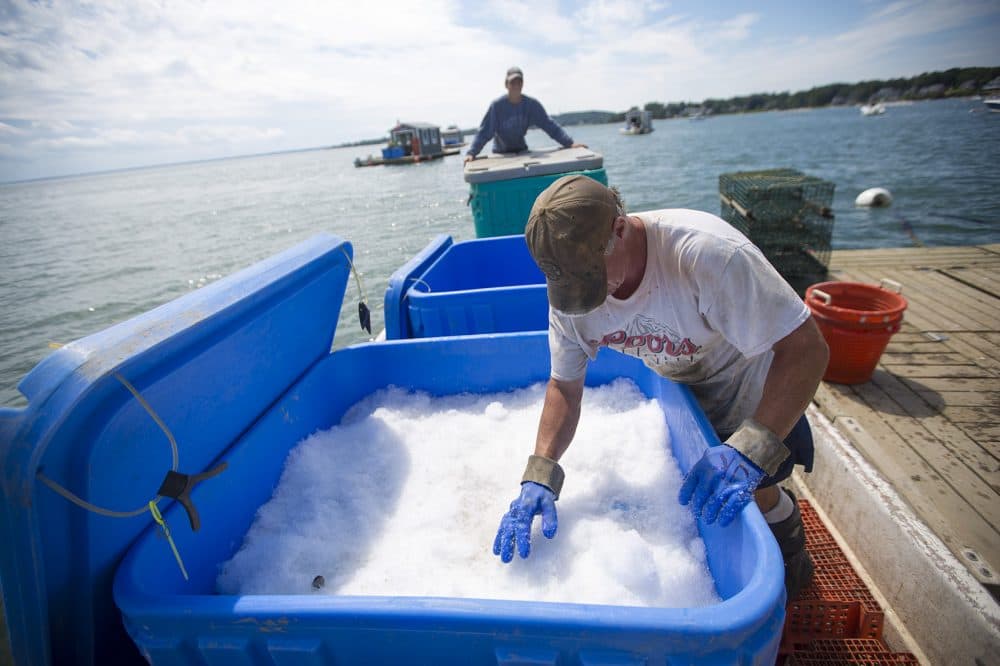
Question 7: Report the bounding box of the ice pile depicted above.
[217,378,720,608]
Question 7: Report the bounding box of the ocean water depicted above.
[1,97,998,407]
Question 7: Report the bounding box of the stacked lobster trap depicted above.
[719,168,835,290]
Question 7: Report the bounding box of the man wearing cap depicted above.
[492,175,830,601]
[464,67,586,162]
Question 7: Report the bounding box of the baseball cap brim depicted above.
[525,175,617,315]
[546,263,607,315]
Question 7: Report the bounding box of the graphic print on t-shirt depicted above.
[598,314,703,368]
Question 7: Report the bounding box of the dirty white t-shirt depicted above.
[548,209,810,435]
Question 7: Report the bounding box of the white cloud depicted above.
[717,13,759,41]
[0,0,996,180]
[27,124,286,151]
[0,122,25,136]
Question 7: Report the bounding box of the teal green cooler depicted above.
[464,146,607,237]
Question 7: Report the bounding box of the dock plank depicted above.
[854,376,1000,525]
[880,351,969,365]
[961,425,1000,460]
[914,389,1000,409]
[937,269,1000,308]
[897,377,1000,393]
[935,405,1000,422]
[883,341,953,353]
[812,383,1000,571]
[816,243,1000,590]
[829,245,1000,269]
[941,267,1000,298]
[945,332,1000,366]
[891,269,1000,329]
[867,371,1000,491]
[888,364,998,379]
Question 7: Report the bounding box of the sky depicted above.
[1,0,998,182]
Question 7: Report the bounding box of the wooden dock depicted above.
[810,243,999,594]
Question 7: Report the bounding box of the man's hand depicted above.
[463,154,476,163]
[679,444,764,526]
[493,481,558,563]
[570,142,588,149]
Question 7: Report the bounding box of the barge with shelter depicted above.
[355,121,459,167]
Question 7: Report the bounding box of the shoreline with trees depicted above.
[553,66,1000,126]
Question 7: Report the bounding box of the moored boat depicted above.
[441,124,466,147]
[355,122,457,167]
[620,108,654,134]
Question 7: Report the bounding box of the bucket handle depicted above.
[879,278,903,293]
[809,289,832,305]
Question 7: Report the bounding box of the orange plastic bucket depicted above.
[805,279,908,384]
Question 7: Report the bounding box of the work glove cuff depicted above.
[725,419,790,477]
[521,455,565,499]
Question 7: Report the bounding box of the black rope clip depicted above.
[359,301,371,334]
[157,462,228,531]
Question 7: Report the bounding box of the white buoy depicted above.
[855,187,893,207]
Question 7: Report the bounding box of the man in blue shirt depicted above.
[465,67,587,162]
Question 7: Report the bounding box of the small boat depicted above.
[860,103,886,116]
[620,109,654,134]
[441,124,466,147]
[984,97,1000,112]
[355,122,458,167]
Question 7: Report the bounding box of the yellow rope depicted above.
[35,369,189,579]
[149,501,188,580]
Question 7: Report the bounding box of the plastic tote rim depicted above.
[806,279,907,326]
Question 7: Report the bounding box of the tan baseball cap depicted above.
[525,175,618,315]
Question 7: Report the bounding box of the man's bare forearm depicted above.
[753,317,829,439]
[534,376,585,461]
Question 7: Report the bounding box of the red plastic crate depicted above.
[781,500,885,651]
[800,544,884,642]
[800,501,840,551]
[784,598,861,644]
[784,638,920,665]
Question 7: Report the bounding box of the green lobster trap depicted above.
[719,169,834,289]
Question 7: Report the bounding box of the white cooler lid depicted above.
[463,146,604,184]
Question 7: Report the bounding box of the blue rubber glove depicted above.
[678,444,764,527]
[492,481,558,563]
